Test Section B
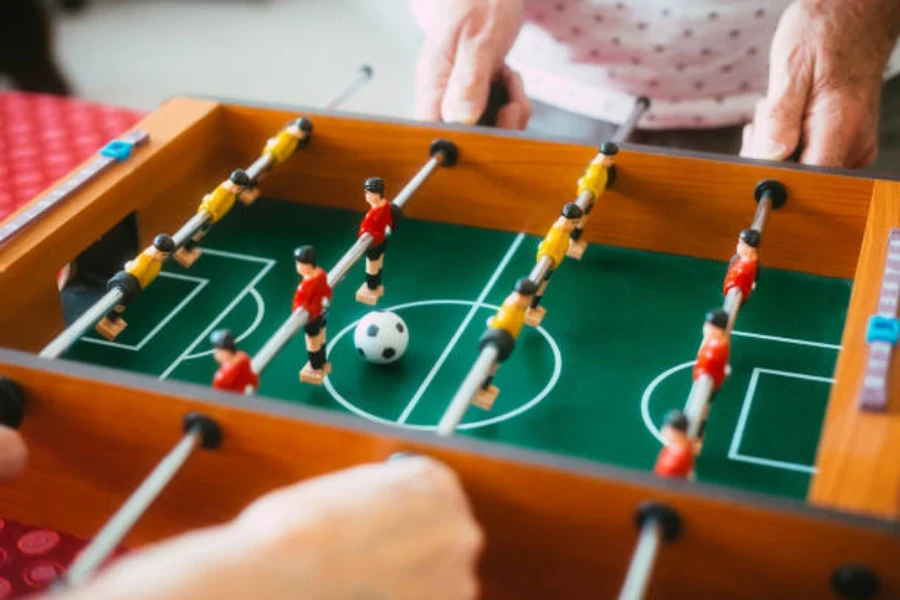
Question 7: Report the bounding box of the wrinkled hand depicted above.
[67,457,482,600]
[413,0,531,128]
[741,0,900,167]
[0,425,27,480]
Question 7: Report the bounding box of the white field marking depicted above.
[730,330,842,350]
[728,368,833,474]
[182,288,266,360]
[78,272,209,351]
[158,251,276,380]
[323,299,562,431]
[641,332,841,445]
[396,233,525,424]
[641,361,696,445]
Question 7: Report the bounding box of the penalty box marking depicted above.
[79,272,209,351]
[323,299,562,432]
[159,248,276,380]
[728,368,833,474]
[641,332,840,472]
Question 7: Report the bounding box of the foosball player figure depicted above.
[174,169,254,267]
[250,117,314,199]
[293,245,334,385]
[653,409,695,479]
[210,329,259,394]
[526,203,583,327]
[693,309,732,446]
[95,234,176,340]
[567,142,617,260]
[473,278,538,410]
[723,228,761,303]
[356,177,399,305]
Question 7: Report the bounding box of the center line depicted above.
[396,233,526,424]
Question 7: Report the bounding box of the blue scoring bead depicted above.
[865,315,900,345]
[99,139,135,162]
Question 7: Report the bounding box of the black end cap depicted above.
[107,271,141,305]
[360,64,374,79]
[478,328,516,363]
[0,377,25,429]
[832,565,879,599]
[599,141,619,156]
[636,502,681,543]
[636,96,651,110]
[430,139,459,167]
[183,412,223,450]
[294,117,313,150]
[754,179,788,209]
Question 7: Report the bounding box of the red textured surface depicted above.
[0,518,127,597]
[0,93,142,597]
[0,92,144,221]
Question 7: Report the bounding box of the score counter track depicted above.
[64,197,851,500]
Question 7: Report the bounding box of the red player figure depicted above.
[210,329,259,394]
[654,410,695,479]
[356,177,395,305]
[293,245,334,385]
[693,309,732,390]
[723,228,761,302]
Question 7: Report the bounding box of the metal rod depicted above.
[684,373,715,439]
[245,154,275,184]
[63,429,203,586]
[723,287,743,333]
[438,345,499,437]
[611,96,651,144]
[751,194,772,233]
[573,189,595,213]
[618,519,662,600]
[528,256,554,285]
[172,212,211,249]
[324,65,374,110]
[328,234,373,288]
[39,288,123,359]
[393,155,442,209]
[250,307,310,376]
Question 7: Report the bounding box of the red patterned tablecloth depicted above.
[0,92,144,221]
[0,92,143,597]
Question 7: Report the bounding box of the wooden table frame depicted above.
[0,97,898,598]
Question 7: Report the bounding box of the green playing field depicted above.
[64,198,851,500]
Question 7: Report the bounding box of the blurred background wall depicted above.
[51,0,422,115]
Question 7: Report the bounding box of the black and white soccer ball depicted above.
[353,311,409,364]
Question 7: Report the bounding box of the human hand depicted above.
[413,0,531,128]
[66,457,482,600]
[0,425,27,480]
[741,0,900,167]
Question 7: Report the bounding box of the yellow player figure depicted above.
[525,203,583,328]
[567,142,617,260]
[174,169,254,267]
[472,278,538,410]
[95,234,176,341]
[254,117,313,185]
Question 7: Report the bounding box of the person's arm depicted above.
[412,0,531,129]
[742,0,900,167]
[59,457,483,600]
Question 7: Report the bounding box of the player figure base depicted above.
[173,246,201,268]
[472,385,499,410]
[95,317,127,341]
[566,240,587,260]
[356,283,385,306]
[525,306,546,328]
[238,187,260,205]
[300,362,332,386]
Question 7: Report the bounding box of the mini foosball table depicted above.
[0,95,898,598]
